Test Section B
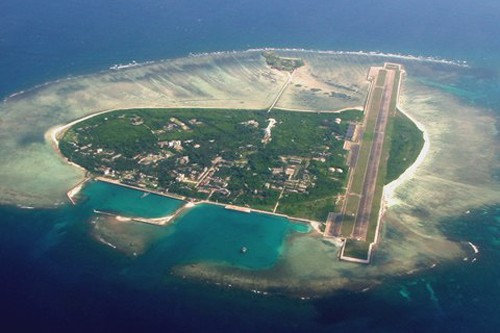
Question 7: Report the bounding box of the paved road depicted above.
[351,68,397,240]
[325,212,342,237]
[267,70,295,113]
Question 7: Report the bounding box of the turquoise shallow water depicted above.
[84,181,309,270]
[0,201,498,332]
[81,180,184,218]
[150,203,309,270]
[1,0,500,331]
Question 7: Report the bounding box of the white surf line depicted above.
[187,48,467,67]
[245,48,469,67]
[96,236,117,249]
[4,48,467,103]
[468,241,479,254]
[18,205,35,209]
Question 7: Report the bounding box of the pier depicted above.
[86,178,319,228]
[66,178,89,205]
[95,177,187,201]
[59,62,404,263]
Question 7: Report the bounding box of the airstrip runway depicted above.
[351,66,398,239]
[325,63,401,242]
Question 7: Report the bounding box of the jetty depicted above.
[58,61,405,265]
[225,205,251,213]
[94,201,194,226]
[66,178,89,205]
[95,176,186,201]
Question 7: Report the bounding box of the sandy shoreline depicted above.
[66,178,89,205]
[46,104,366,149]
[2,49,476,208]
[45,104,367,229]
[380,66,430,210]
[382,106,430,207]
[44,63,431,261]
[94,201,194,226]
[1,48,498,295]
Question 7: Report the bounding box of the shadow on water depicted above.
[17,132,46,146]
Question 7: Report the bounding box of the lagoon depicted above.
[84,180,310,271]
[81,180,185,218]
[2,0,500,330]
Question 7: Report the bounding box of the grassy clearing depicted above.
[349,87,383,194]
[345,194,360,215]
[343,239,370,260]
[375,70,387,86]
[340,214,355,237]
[278,196,334,221]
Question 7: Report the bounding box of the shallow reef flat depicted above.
[0,52,289,206]
[0,50,380,206]
[0,50,499,293]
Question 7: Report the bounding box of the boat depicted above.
[240,246,248,254]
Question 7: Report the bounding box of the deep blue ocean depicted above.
[1,1,500,332]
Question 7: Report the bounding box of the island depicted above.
[56,54,423,263]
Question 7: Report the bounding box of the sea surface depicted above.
[82,181,185,218]
[1,0,500,332]
[82,180,309,269]
[2,0,500,98]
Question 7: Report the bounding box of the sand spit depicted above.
[94,209,177,226]
[0,49,499,293]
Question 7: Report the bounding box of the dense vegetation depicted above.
[60,108,362,221]
[342,239,370,260]
[60,105,421,223]
[263,51,304,72]
[385,110,424,184]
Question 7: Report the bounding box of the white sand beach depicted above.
[1,49,499,292]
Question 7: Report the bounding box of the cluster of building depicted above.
[64,112,354,208]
